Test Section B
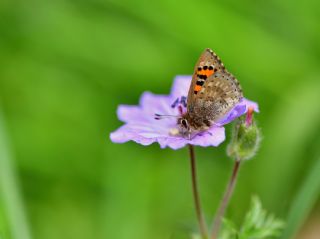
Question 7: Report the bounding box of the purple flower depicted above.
[110,76,259,150]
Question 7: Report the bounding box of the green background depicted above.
[0,0,320,238]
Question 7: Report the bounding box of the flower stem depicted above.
[188,145,208,239]
[210,159,241,239]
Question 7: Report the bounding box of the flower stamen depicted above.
[171,96,187,108]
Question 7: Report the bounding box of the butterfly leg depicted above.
[193,131,212,138]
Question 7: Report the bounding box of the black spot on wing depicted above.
[197,74,207,80]
[196,81,204,86]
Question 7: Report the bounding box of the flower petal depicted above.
[242,98,259,112]
[190,127,225,147]
[217,98,259,125]
[217,104,246,126]
[110,124,186,149]
[140,92,175,115]
[117,105,142,123]
[110,124,226,150]
[170,75,192,99]
[110,124,157,146]
[157,137,188,150]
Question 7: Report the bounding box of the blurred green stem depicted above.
[211,159,241,239]
[0,108,32,239]
[281,156,320,239]
[188,145,208,239]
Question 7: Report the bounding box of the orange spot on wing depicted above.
[197,69,214,77]
[194,85,202,92]
[204,69,214,77]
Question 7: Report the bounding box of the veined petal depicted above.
[189,127,225,147]
[242,98,259,112]
[117,105,142,123]
[110,125,156,146]
[218,98,259,126]
[170,75,192,99]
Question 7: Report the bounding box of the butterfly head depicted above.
[178,115,191,134]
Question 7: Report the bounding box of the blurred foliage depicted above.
[221,197,285,239]
[0,0,320,239]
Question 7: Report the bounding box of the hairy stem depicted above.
[211,159,241,239]
[188,145,208,239]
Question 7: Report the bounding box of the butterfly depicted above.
[177,48,243,136]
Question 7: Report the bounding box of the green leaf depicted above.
[219,219,238,239]
[220,197,285,239]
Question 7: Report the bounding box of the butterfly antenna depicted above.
[154,113,178,120]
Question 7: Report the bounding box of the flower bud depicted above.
[227,107,261,160]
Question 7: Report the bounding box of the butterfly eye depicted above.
[181,119,188,128]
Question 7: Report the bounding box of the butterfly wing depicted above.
[187,48,225,107]
[187,50,243,125]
